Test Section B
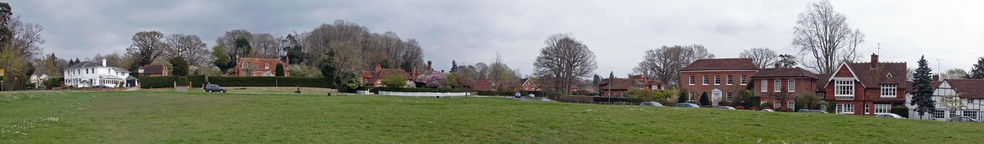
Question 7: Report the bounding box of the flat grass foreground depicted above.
[1,91,982,143]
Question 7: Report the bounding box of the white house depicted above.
[907,79,984,121]
[63,59,133,88]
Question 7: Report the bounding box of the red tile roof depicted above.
[941,79,984,99]
[815,73,832,92]
[846,62,908,89]
[142,65,167,75]
[752,68,818,79]
[681,58,759,71]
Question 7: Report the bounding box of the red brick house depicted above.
[751,66,820,110]
[359,64,416,87]
[470,80,494,91]
[139,65,168,76]
[822,54,907,115]
[599,75,661,97]
[679,58,759,105]
[232,57,289,76]
[519,78,539,91]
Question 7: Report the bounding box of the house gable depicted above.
[824,63,862,89]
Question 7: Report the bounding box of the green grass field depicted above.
[1,91,981,143]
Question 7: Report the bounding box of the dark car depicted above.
[204,84,226,93]
[949,116,977,122]
[674,103,699,108]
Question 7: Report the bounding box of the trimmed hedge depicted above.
[593,97,642,103]
[189,75,206,87]
[208,76,332,88]
[477,91,521,96]
[375,87,469,92]
[139,76,178,88]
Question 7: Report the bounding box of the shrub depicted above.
[169,57,189,76]
[625,89,655,101]
[188,75,207,87]
[593,97,641,103]
[826,101,837,113]
[779,107,791,112]
[375,87,468,92]
[653,90,673,104]
[748,96,761,109]
[382,74,407,88]
[794,93,822,111]
[477,91,516,96]
[891,105,909,118]
[735,105,745,110]
[43,77,64,90]
[699,92,710,105]
[677,89,689,103]
[275,63,285,76]
[139,76,178,88]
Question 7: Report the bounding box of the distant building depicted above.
[519,78,538,91]
[678,58,759,105]
[231,57,289,76]
[751,66,821,110]
[139,65,168,76]
[599,75,662,97]
[907,78,984,121]
[360,64,416,87]
[63,59,132,88]
[821,54,907,115]
[470,80,494,91]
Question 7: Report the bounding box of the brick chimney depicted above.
[775,63,781,68]
[427,60,432,70]
[933,74,939,82]
[375,63,382,72]
[871,53,879,68]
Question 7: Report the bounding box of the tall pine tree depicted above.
[969,57,984,79]
[911,55,936,118]
[450,60,458,73]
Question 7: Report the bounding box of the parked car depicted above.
[540,98,553,102]
[797,109,828,113]
[874,113,905,119]
[761,109,775,112]
[713,106,735,110]
[674,103,699,108]
[640,102,663,107]
[949,116,977,122]
[204,84,226,93]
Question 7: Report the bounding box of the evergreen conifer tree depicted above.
[911,55,936,118]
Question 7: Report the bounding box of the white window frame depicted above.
[702,75,708,85]
[834,79,855,100]
[774,79,781,92]
[874,104,891,113]
[714,76,721,85]
[689,92,696,102]
[964,111,978,120]
[761,80,768,92]
[740,75,747,85]
[788,79,795,92]
[689,76,695,85]
[726,92,733,101]
[880,84,897,98]
[726,75,733,85]
[837,104,855,114]
[788,101,795,109]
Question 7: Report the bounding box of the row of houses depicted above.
[674,54,908,115]
[659,53,984,121]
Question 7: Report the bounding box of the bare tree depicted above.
[534,34,597,95]
[165,34,210,66]
[127,31,168,67]
[632,45,714,86]
[792,0,864,74]
[5,16,44,59]
[940,68,968,79]
[251,33,281,58]
[739,47,778,69]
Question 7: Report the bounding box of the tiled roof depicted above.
[143,65,166,74]
[815,73,832,92]
[942,79,984,99]
[681,58,759,71]
[470,80,494,91]
[846,62,908,89]
[752,68,818,79]
[601,78,645,90]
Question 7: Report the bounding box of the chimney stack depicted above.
[933,74,939,82]
[871,53,879,68]
[775,63,781,68]
[375,63,382,71]
[427,61,432,70]
[102,58,107,67]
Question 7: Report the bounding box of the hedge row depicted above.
[139,76,179,88]
[593,97,642,103]
[375,87,469,92]
[208,76,332,88]
[139,76,332,88]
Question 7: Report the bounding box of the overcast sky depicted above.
[8,0,984,77]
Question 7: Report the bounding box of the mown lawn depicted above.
[1,91,981,143]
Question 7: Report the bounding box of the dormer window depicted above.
[242,63,249,69]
